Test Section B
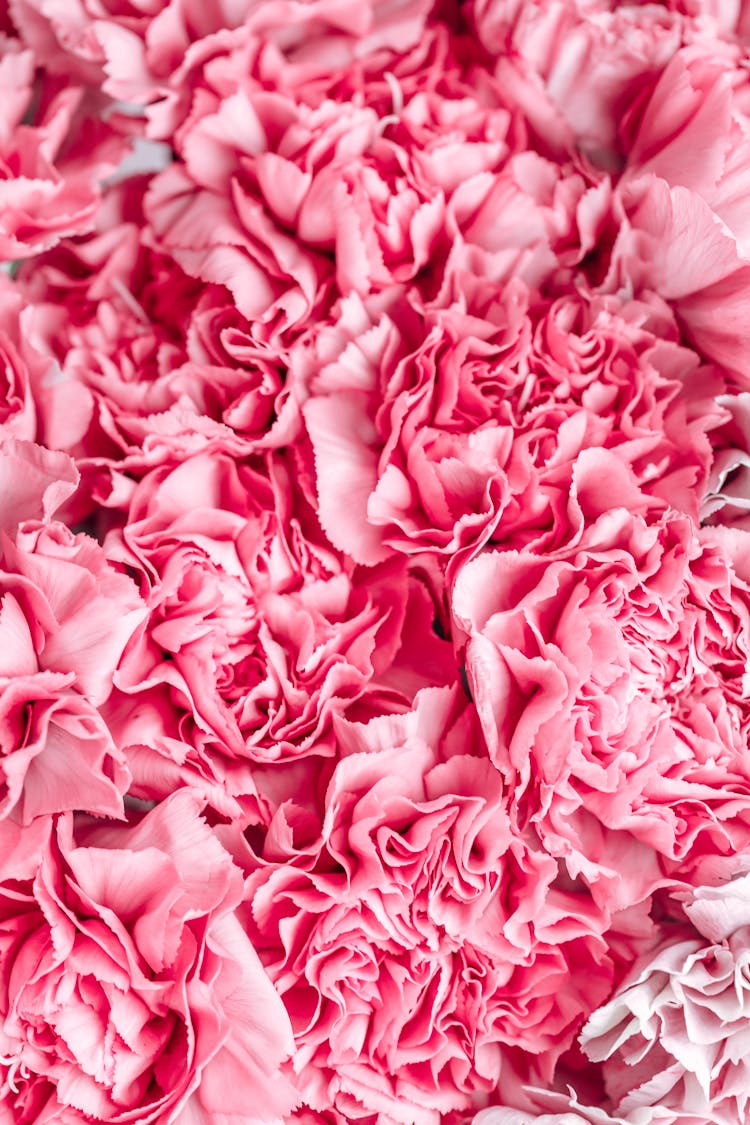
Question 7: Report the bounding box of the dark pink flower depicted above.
[302,281,721,568]
[18,180,301,477]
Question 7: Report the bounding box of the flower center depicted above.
[0,1050,30,1094]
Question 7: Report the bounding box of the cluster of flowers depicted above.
[2,0,750,1122]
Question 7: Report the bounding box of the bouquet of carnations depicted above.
[1,0,750,1123]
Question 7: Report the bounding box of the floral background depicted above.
[1,0,750,1122]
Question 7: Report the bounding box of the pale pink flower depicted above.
[608,175,750,379]
[602,48,750,380]
[581,873,750,1124]
[475,1102,626,1125]
[467,0,686,168]
[702,393,750,529]
[0,439,78,536]
[622,50,750,254]
[474,1092,660,1125]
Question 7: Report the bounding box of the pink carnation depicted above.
[474,1096,637,1125]
[702,393,750,529]
[467,0,687,168]
[241,687,616,1124]
[161,34,523,299]
[103,447,453,815]
[453,493,750,907]
[17,180,301,473]
[302,281,721,568]
[5,2,750,1122]
[598,47,750,380]
[144,159,332,342]
[621,49,750,253]
[10,0,434,129]
[0,43,124,259]
[0,439,145,822]
[466,14,750,387]
[142,25,608,336]
[606,174,750,380]
[0,281,41,441]
[0,790,297,1123]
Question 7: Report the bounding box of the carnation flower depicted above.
[0,790,298,1123]
[0,439,145,823]
[620,49,750,252]
[702,392,750,529]
[302,280,721,569]
[578,44,750,381]
[605,175,750,379]
[6,2,750,1124]
[102,446,453,819]
[580,872,750,1124]
[474,1095,640,1125]
[0,282,40,441]
[240,687,617,1124]
[453,490,750,906]
[467,0,687,168]
[17,179,301,476]
[302,282,533,567]
[140,18,613,341]
[9,0,434,128]
[0,42,125,259]
[466,12,750,386]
